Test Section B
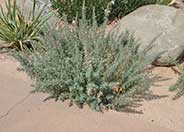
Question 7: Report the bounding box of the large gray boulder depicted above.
[110,5,184,66]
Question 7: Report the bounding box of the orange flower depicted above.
[113,84,121,93]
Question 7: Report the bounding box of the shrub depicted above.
[170,64,184,100]
[14,11,156,112]
[0,0,50,51]
[109,0,173,21]
[156,0,172,5]
[50,0,111,24]
[108,0,157,21]
[50,0,158,24]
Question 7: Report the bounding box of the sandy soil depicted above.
[0,54,183,132]
[130,67,184,132]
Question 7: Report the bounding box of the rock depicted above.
[110,5,184,66]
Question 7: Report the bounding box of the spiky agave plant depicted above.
[0,0,50,51]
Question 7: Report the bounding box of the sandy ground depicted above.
[131,67,184,132]
[0,54,183,132]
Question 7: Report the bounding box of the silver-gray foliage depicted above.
[15,16,155,112]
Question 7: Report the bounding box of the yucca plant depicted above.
[0,0,50,51]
